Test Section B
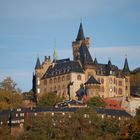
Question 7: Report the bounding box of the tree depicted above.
[0,89,23,109]
[119,108,140,139]
[18,107,126,140]
[37,92,64,107]
[0,77,22,109]
[87,96,106,108]
[0,77,21,93]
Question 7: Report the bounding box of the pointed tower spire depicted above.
[76,22,85,41]
[108,59,112,67]
[94,57,98,65]
[35,57,41,69]
[123,56,130,74]
[53,48,57,61]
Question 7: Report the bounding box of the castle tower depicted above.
[84,76,100,97]
[33,57,42,100]
[123,57,130,75]
[35,57,41,73]
[123,57,130,97]
[72,22,90,61]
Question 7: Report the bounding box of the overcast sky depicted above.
[0,0,140,92]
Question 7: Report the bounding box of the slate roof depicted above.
[0,107,132,124]
[55,58,70,63]
[42,60,84,79]
[76,22,85,41]
[97,63,119,76]
[79,43,94,67]
[123,58,130,74]
[76,84,85,98]
[35,57,41,69]
[96,108,132,118]
[84,76,100,85]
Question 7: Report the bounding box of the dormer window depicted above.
[63,69,66,73]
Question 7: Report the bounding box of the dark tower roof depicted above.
[123,57,130,74]
[94,58,98,65]
[85,76,100,85]
[108,60,112,67]
[79,43,94,67]
[35,57,41,69]
[76,22,85,41]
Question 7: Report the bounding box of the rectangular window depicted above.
[37,78,40,85]
[37,88,40,93]
[119,81,122,86]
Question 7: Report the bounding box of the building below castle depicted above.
[32,22,130,101]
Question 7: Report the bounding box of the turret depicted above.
[93,58,98,65]
[76,22,85,41]
[35,57,41,70]
[108,59,112,68]
[123,57,130,75]
[72,22,90,61]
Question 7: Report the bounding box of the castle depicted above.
[32,22,130,101]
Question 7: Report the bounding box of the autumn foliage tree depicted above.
[0,77,22,109]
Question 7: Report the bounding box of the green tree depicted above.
[19,108,123,140]
[87,96,106,108]
[37,92,63,107]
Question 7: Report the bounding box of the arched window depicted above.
[58,77,61,82]
[114,87,116,92]
[49,79,52,84]
[37,78,40,85]
[44,80,47,85]
[77,75,81,80]
[119,81,122,86]
[37,88,40,93]
[118,88,122,94]
[114,79,116,84]
[54,78,57,83]
[62,76,65,81]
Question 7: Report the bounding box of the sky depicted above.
[0,0,140,92]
